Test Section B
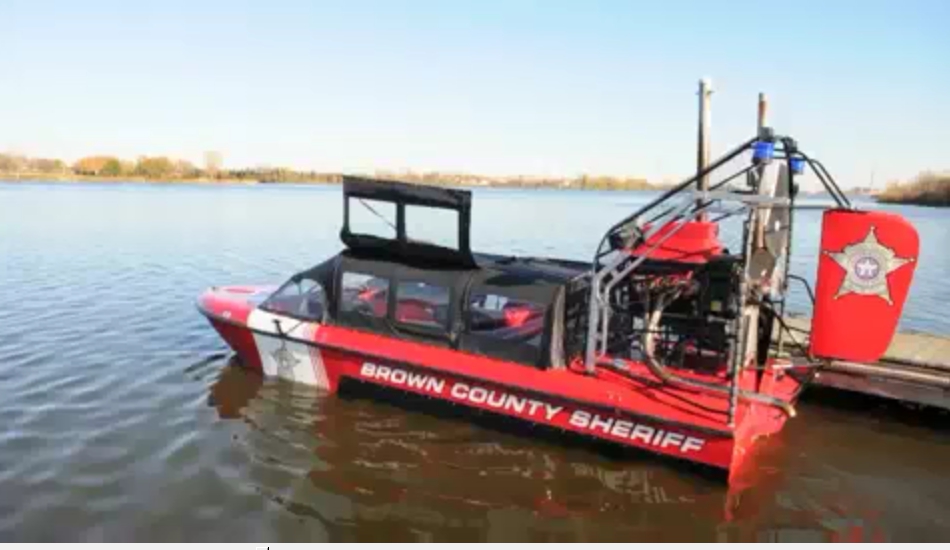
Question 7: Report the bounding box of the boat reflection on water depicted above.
[202,355,932,541]
[204,355,812,541]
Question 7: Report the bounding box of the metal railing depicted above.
[582,130,844,425]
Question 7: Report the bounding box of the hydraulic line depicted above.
[639,289,797,418]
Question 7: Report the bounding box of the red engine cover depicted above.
[809,209,919,362]
[631,220,724,263]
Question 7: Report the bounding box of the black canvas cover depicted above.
[332,250,475,349]
[458,255,585,367]
[275,175,596,367]
[344,175,471,210]
[341,176,475,268]
[318,248,588,367]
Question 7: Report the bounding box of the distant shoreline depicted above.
[7,157,945,202]
[876,197,949,208]
[0,174,291,185]
[0,152,662,191]
[875,173,950,208]
[6,175,933,199]
[0,172,663,191]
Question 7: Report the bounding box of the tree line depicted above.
[361,170,654,190]
[0,152,343,184]
[877,172,950,207]
[0,152,657,190]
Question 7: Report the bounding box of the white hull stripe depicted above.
[247,309,330,390]
[309,344,330,390]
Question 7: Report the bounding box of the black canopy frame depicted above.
[341,175,475,269]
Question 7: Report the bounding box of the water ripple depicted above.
[1,183,948,541]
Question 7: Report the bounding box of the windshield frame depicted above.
[259,275,327,322]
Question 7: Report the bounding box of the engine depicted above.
[605,254,744,372]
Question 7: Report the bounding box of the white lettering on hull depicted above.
[358,361,707,455]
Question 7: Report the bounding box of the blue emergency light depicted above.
[752,141,775,163]
[790,157,806,174]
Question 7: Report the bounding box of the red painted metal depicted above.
[810,209,919,362]
[631,220,724,263]
[209,319,263,372]
[197,285,803,481]
[197,286,264,372]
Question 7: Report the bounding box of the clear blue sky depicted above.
[2,0,948,188]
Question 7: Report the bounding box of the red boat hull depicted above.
[198,286,802,483]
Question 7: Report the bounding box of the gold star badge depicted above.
[825,226,914,305]
[271,340,299,379]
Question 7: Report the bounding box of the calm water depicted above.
[1,181,949,541]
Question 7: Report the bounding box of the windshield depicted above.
[260,276,326,321]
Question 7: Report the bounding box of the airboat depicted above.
[197,128,919,481]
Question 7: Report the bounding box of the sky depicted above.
[1,0,948,189]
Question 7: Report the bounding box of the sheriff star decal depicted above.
[825,226,914,305]
[271,340,299,379]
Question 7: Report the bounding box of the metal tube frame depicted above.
[583,130,847,423]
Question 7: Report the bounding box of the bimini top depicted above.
[341,175,475,269]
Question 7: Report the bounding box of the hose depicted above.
[640,290,797,418]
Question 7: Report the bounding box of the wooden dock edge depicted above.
[777,317,950,410]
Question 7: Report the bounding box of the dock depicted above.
[780,317,950,410]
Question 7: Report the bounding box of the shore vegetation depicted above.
[877,172,950,207]
[0,152,657,191]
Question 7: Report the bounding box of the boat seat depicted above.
[396,299,449,329]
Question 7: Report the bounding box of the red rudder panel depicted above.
[809,209,919,362]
